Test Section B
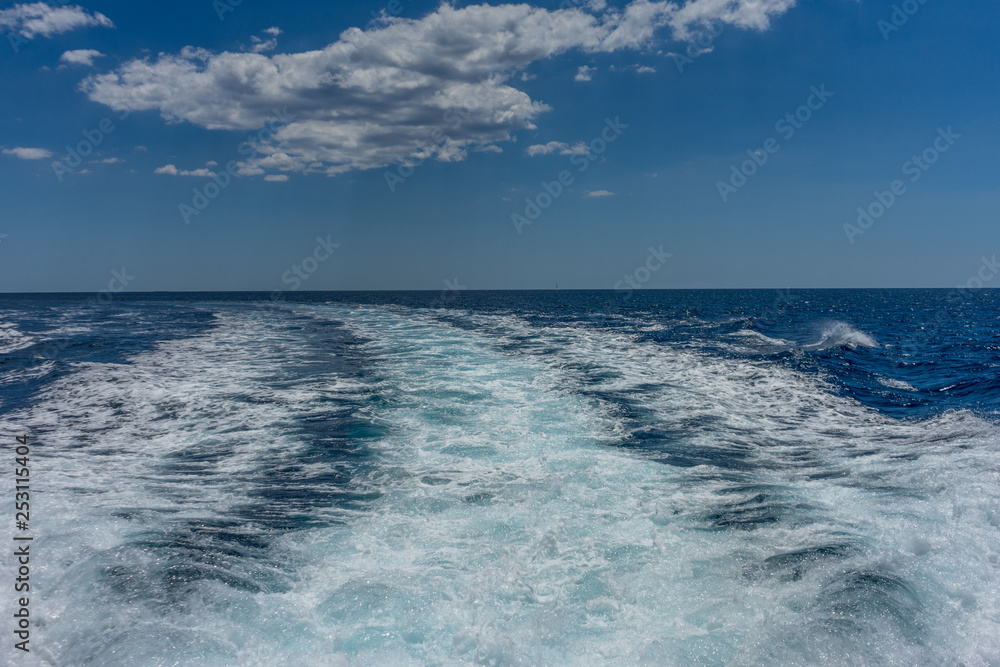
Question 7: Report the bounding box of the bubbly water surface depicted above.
[1,290,998,665]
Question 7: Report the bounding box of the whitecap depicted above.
[878,376,918,391]
[802,320,878,350]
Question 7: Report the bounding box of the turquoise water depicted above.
[1,290,998,665]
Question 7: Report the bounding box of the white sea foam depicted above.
[0,318,33,354]
[802,320,878,350]
[728,329,795,350]
[3,304,998,665]
[878,375,918,391]
[2,308,381,665]
[295,306,1000,664]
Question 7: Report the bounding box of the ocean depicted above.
[1,290,998,665]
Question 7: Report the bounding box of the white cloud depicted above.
[586,189,615,197]
[0,3,113,39]
[98,157,122,164]
[83,0,795,178]
[575,65,596,82]
[264,174,289,181]
[600,0,673,51]
[2,147,52,159]
[182,168,216,177]
[526,141,589,157]
[60,49,104,66]
[635,65,656,73]
[154,164,216,177]
[249,33,278,54]
[249,27,283,54]
[668,0,796,40]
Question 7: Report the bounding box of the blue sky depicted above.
[0,0,997,292]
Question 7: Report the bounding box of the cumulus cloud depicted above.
[586,189,615,197]
[60,49,103,66]
[0,3,113,39]
[526,141,590,156]
[82,0,795,178]
[2,147,52,159]
[574,65,596,82]
[264,174,289,181]
[154,164,216,177]
[635,65,656,73]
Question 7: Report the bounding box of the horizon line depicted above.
[0,287,993,296]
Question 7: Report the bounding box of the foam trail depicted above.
[283,306,1000,664]
[4,303,999,665]
[414,307,1000,664]
[4,307,383,665]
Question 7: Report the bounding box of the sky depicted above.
[0,0,997,292]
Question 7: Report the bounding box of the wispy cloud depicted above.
[264,174,289,182]
[3,147,52,160]
[0,3,113,38]
[668,0,794,40]
[60,49,104,66]
[154,164,216,177]
[249,27,281,54]
[526,141,590,157]
[586,189,615,197]
[575,65,596,82]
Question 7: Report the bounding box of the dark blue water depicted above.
[5,289,998,420]
[2,290,998,665]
